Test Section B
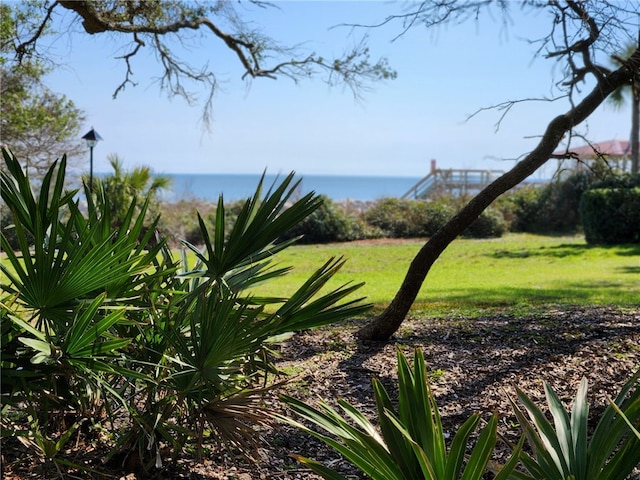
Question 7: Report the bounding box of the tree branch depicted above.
[16,1,393,125]
[467,96,567,133]
[15,1,59,62]
[112,32,145,98]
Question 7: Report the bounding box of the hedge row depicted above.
[6,171,637,249]
[157,194,508,247]
[580,187,640,244]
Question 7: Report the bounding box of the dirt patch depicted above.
[2,306,639,479]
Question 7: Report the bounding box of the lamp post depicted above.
[82,128,103,192]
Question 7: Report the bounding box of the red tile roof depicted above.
[553,139,630,159]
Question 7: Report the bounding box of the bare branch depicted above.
[112,32,145,98]
[467,96,567,132]
[547,1,611,86]
[15,1,59,62]
[151,33,217,102]
[546,0,600,59]
[337,0,502,43]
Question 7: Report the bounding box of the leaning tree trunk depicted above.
[631,81,639,174]
[357,50,640,342]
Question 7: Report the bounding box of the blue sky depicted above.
[44,1,632,178]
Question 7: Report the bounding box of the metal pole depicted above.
[89,145,94,193]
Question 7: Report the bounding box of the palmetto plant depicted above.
[112,173,371,468]
[91,154,171,229]
[509,372,640,480]
[1,149,159,423]
[1,147,371,473]
[281,348,520,480]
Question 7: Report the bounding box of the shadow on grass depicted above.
[490,242,640,259]
[420,284,639,307]
[619,265,640,274]
[279,283,637,368]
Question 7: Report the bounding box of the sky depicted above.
[41,1,635,179]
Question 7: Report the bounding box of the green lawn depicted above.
[4,233,638,315]
[250,233,640,314]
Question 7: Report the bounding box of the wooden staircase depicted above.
[402,167,503,200]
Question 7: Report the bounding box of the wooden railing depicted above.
[402,168,504,200]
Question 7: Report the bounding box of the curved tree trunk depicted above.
[357,53,639,342]
[631,31,640,175]
[630,80,639,174]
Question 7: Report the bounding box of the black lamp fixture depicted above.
[82,127,103,192]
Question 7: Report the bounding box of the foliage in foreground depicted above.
[281,348,521,480]
[511,372,640,480]
[0,148,370,475]
[282,348,640,480]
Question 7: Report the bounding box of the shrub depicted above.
[504,171,595,234]
[363,198,420,238]
[463,207,507,238]
[157,198,251,248]
[157,197,217,247]
[590,172,640,189]
[501,185,543,233]
[580,187,640,244]
[364,198,455,238]
[422,198,457,236]
[279,195,378,244]
[537,170,594,233]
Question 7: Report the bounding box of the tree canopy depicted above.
[0,3,85,179]
[7,1,395,126]
[610,43,640,173]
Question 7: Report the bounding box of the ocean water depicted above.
[160,173,424,203]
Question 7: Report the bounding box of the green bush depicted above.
[590,173,640,189]
[363,198,420,238]
[501,185,542,233]
[157,198,217,247]
[580,187,640,244]
[538,171,594,233]
[504,171,595,234]
[157,198,250,248]
[463,207,507,238]
[422,198,458,236]
[364,198,455,238]
[279,195,380,244]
